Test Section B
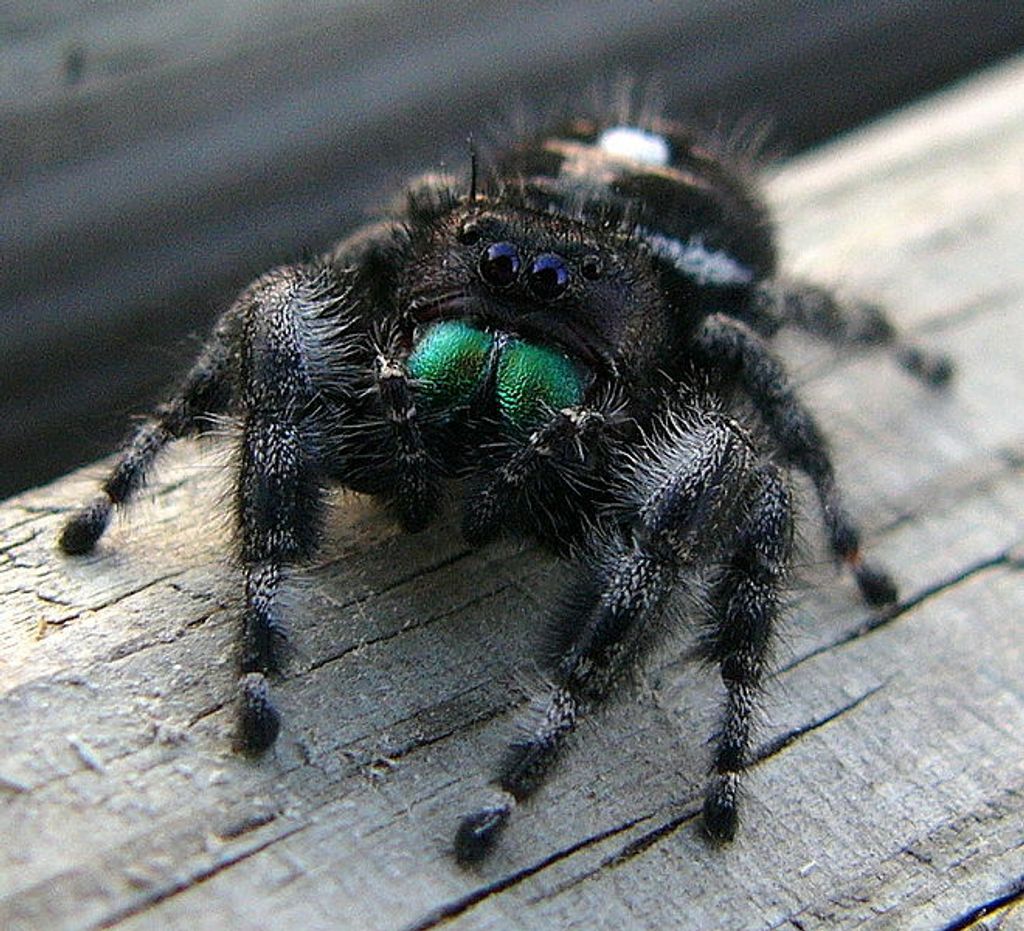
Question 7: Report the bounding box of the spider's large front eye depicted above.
[479,242,521,288]
[527,253,569,300]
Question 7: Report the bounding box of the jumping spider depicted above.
[59,115,952,862]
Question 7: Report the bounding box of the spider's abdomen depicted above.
[498,119,777,290]
[407,320,586,430]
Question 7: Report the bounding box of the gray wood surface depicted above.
[2,53,1023,931]
[4,0,1024,499]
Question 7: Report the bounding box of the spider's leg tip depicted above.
[702,773,739,842]
[58,496,112,555]
[454,801,512,865]
[923,355,955,389]
[897,346,955,389]
[236,672,281,754]
[854,561,899,607]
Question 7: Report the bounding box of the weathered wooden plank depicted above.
[2,54,1023,931]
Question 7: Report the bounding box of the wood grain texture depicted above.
[2,54,1023,931]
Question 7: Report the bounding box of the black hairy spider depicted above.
[59,114,952,863]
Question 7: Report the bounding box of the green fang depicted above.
[496,340,584,428]
[407,321,493,407]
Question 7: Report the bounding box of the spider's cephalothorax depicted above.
[59,116,952,862]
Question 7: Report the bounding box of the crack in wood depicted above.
[754,680,887,760]
[936,873,1024,930]
[94,820,308,931]
[303,575,513,676]
[777,547,1017,677]
[525,683,887,906]
[214,807,280,841]
[400,817,649,931]
[42,568,192,626]
[0,526,43,559]
[318,542,475,586]
[354,690,523,763]
[769,784,1024,929]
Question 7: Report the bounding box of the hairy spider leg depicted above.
[700,461,792,839]
[455,409,760,863]
[58,312,237,555]
[745,279,954,387]
[233,266,344,753]
[693,314,897,606]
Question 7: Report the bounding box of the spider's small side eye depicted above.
[581,255,603,280]
[479,242,521,288]
[458,221,482,245]
[527,253,570,300]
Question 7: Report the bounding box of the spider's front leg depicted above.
[455,408,769,863]
[233,264,355,753]
[700,460,792,839]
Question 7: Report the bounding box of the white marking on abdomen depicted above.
[597,126,671,167]
[640,229,754,287]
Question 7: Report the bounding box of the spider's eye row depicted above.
[527,253,570,300]
[477,241,577,299]
[477,242,575,300]
[479,241,521,288]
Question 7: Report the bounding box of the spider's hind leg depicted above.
[59,311,238,555]
[746,279,953,387]
[695,313,898,607]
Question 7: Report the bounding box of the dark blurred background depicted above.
[3,0,1024,499]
